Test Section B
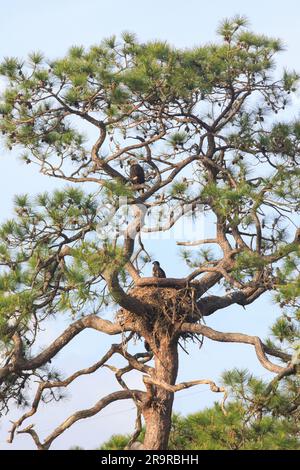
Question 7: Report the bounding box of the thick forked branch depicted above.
[91,129,128,183]
[143,376,226,394]
[0,315,132,385]
[101,348,155,449]
[18,389,145,450]
[265,364,297,395]
[105,270,151,315]
[17,425,44,450]
[125,411,143,450]
[135,277,195,288]
[198,287,266,316]
[133,252,236,291]
[103,206,154,316]
[125,261,141,282]
[180,323,291,373]
[8,335,153,448]
[143,376,227,413]
[8,342,130,444]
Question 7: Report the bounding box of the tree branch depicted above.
[0,315,130,385]
[143,376,227,414]
[198,287,266,316]
[7,342,127,444]
[18,389,144,450]
[180,323,291,372]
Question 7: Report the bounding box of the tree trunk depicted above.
[142,339,178,450]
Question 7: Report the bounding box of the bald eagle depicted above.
[152,261,166,278]
[128,160,145,185]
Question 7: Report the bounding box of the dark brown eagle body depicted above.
[129,162,145,185]
[152,261,166,278]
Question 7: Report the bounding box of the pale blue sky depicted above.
[0,0,299,450]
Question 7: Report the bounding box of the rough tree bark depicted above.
[142,339,178,450]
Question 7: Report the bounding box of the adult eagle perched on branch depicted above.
[128,159,145,185]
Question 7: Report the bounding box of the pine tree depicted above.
[0,16,299,449]
[99,401,300,450]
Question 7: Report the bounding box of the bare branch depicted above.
[199,287,266,316]
[125,410,143,450]
[180,323,291,373]
[18,389,144,450]
[17,425,44,450]
[0,315,131,385]
[7,343,123,444]
[143,376,227,414]
[125,261,141,282]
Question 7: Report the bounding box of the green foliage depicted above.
[103,180,134,198]
[198,178,268,252]
[217,15,249,41]
[169,180,189,197]
[0,57,22,79]
[70,241,126,278]
[28,51,44,65]
[222,366,300,419]
[181,247,216,269]
[99,401,300,450]
[0,186,103,340]
[169,404,299,450]
[99,433,134,450]
[168,132,188,147]
[1,20,294,160]
[271,317,296,342]
[283,69,300,92]
[232,251,266,280]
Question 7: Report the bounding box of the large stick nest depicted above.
[117,286,203,343]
